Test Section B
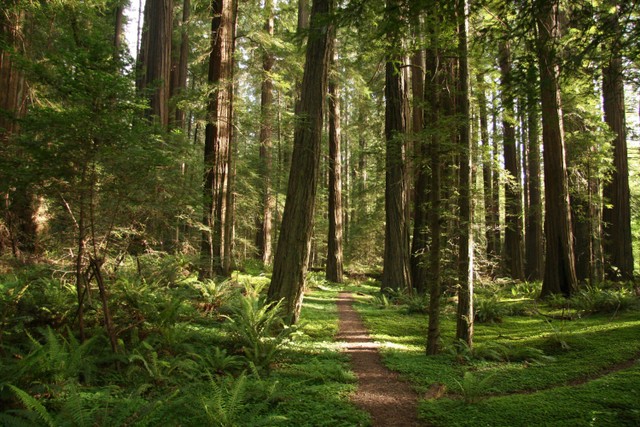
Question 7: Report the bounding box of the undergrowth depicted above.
[353,278,640,426]
[0,258,366,426]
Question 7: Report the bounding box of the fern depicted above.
[224,296,295,371]
[8,384,55,427]
[202,374,248,427]
[454,371,495,404]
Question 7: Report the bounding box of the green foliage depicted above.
[17,327,105,387]
[193,347,245,377]
[474,296,508,323]
[454,371,495,404]
[6,384,55,427]
[371,292,393,309]
[509,281,541,299]
[572,287,638,314]
[451,340,554,365]
[401,293,431,314]
[224,294,295,372]
[200,374,249,426]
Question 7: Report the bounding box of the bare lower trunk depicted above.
[382,0,411,293]
[499,41,524,281]
[326,44,344,283]
[537,0,577,297]
[525,62,543,281]
[455,0,473,348]
[267,0,333,324]
[602,6,633,281]
[256,0,275,265]
[426,21,442,355]
[201,0,235,278]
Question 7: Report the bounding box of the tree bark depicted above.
[536,0,578,297]
[222,0,238,275]
[525,62,544,281]
[1,4,37,256]
[602,4,633,281]
[297,0,310,34]
[477,73,495,270]
[455,0,473,348]
[490,99,501,265]
[410,47,429,295]
[170,0,190,129]
[267,0,333,324]
[499,41,525,281]
[426,23,442,355]
[201,0,235,278]
[382,0,411,293]
[256,0,275,265]
[326,42,344,284]
[137,0,173,128]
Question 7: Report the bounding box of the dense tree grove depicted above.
[1,0,640,345]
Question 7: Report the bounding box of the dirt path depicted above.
[335,292,423,427]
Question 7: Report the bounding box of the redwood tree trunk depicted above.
[1,4,37,256]
[525,62,544,281]
[477,73,494,270]
[499,41,524,281]
[326,43,344,284]
[170,0,190,129]
[426,24,442,355]
[137,0,173,128]
[410,48,429,294]
[256,0,275,265]
[602,4,633,281]
[536,0,578,297]
[267,0,333,324]
[201,0,235,277]
[455,0,473,348]
[382,0,411,293]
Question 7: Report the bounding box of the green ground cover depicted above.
[351,280,640,426]
[1,256,639,426]
[0,259,367,426]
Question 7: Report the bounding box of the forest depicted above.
[1,0,640,425]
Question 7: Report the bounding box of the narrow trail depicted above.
[335,292,423,427]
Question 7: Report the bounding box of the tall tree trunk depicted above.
[536,0,578,297]
[410,46,429,294]
[477,73,495,270]
[490,98,501,266]
[525,62,544,280]
[382,0,411,293]
[222,0,238,275]
[499,41,525,281]
[1,4,37,256]
[297,0,310,34]
[326,42,344,283]
[256,0,275,265]
[170,0,190,129]
[137,0,173,128]
[201,0,235,277]
[426,25,442,355]
[602,4,633,281]
[267,0,333,324]
[455,0,473,348]
[114,2,124,51]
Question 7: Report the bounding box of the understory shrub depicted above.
[474,296,507,323]
[224,293,295,372]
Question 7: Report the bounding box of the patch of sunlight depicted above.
[290,341,344,351]
[376,341,421,351]
[302,302,336,311]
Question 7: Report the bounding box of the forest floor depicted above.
[336,292,423,426]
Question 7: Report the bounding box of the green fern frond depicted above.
[8,384,55,427]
